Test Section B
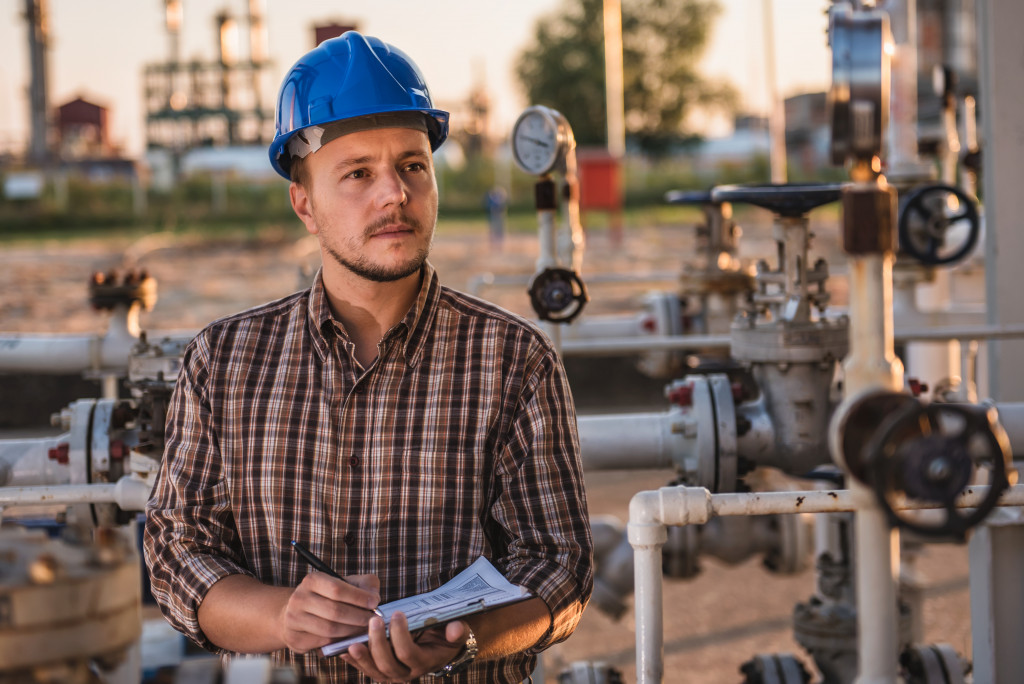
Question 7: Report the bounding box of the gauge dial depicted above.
[512,106,571,175]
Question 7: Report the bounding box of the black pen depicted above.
[290,540,385,618]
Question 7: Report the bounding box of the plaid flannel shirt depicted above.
[144,263,593,683]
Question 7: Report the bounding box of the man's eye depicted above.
[347,169,367,179]
[404,162,425,172]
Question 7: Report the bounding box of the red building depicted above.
[56,96,114,159]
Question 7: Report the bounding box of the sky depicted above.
[0,0,832,157]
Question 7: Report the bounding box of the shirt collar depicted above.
[306,263,441,367]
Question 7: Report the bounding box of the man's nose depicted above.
[376,169,408,208]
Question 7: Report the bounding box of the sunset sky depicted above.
[0,0,831,156]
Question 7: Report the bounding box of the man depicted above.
[144,31,593,683]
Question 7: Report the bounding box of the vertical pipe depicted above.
[844,253,904,684]
[537,207,562,353]
[628,495,668,684]
[24,0,50,166]
[602,0,625,158]
[978,0,1024,402]
[762,0,787,183]
[633,542,664,684]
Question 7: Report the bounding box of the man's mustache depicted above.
[364,213,422,238]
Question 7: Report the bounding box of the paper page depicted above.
[321,556,530,657]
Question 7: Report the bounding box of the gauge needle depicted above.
[521,136,551,148]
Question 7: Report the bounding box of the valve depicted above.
[900,643,967,684]
[863,400,1013,539]
[527,267,589,323]
[89,269,157,311]
[898,183,981,266]
[740,653,811,684]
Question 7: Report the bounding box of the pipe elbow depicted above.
[628,486,712,548]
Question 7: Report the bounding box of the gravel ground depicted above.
[0,216,971,683]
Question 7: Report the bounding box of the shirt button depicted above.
[349,455,361,467]
[353,384,365,394]
[344,533,356,546]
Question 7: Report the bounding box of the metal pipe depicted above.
[561,334,730,356]
[0,476,152,512]
[0,434,70,487]
[841,251,904,684]
[0,305,139,374]
[557,323,1024,358]
[638,483,1024,522]
[577,413,682,471]
[627,483,1024,683]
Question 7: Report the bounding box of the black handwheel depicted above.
[864,401,1012,540]
[710,183,842,217]
[527,267,589,323]
[898,184,980,266]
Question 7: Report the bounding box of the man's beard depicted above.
[325,242,430,282]
[319,210,434,283]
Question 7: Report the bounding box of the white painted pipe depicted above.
[627,483,1024,684]
[556,324,1024,358]
[577,413,682,471]
[561,334,730,356]
[839,251,903,684]
[561,315,648,342]
[0,476,152,512]
[0,434,71,487]
[0,305,141,374]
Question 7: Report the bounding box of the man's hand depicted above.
[279,572,381,653]
[341,613,467,683]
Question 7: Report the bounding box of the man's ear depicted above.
[289,181,319,235]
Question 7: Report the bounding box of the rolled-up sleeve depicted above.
[492,344,594,652]
[143,331,253,651]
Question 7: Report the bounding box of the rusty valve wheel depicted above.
[898,183,980,266]
[527,267,589,323]
[864,401,1012,540]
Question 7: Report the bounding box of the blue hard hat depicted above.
[269,31,450,180]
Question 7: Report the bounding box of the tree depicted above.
[515,0,737,155]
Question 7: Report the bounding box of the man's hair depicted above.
[289,156,309,189]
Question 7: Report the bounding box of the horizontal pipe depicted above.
[0,477,152,512]
[563,334,730,356]
[559,324,1024,358]
[468,270,678,296]
[578,413,680,470]
[630,483,1024,529]
[894,323,1024,342]
[0,334,100,373]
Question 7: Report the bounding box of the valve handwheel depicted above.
[527,267,589,323]
[898,183,981,266]
[864,401,1012,539]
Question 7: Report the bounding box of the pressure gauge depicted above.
[511,105,573,175]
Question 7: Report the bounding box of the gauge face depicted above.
[512,106,564,175]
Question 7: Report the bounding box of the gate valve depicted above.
[898,183,981,266]
[863,401,1013,539]
[527,267,589,323]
